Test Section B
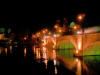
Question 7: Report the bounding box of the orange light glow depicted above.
[43,47,46,51]
[44,59,48,68]
[10,46,12,53]
[76,58,81,75]
[24,48,27,56]
[76,50,79,54]
[75,58,79,62]
[48,32,51,35]
[77,13,86,22]
[0,48,1,55]
[53,50,56,59]
[5,48,7,56]
[78,41,82,50]
[54,25,58,29]
[0,34,4,40]
[73,25,77,30]
[42,30,46,34]
[78,15,82,20]
[59,29,62,33]
[32,34,36,38]
[45,29,48,32]
[54,67,57,75]
[38,52,41,59]
[79,43,81,50]
[36,32,40,37]
[24,37,27,40]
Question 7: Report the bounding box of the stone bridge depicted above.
[46,33,100,56]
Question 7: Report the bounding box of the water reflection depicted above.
[5,48,8,56]
[24,48,27,57]
[76,58,82,75]
[44,59,48,69]
[32,45,58,74]
[32,44,100,75]
[9,46,12,53]
[0,47,2,55]
[0,45,16,56]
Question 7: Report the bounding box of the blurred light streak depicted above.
[54,66,57,75]
[10,46,12,53]
[0,47,2,55]
[76,58,82,75]
[5,48,7,56]
[44,59,48,69]
[76,50,79,54]
[24,48,27,56]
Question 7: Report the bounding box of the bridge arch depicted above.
[56,35,79,50]
[57,41,75,50]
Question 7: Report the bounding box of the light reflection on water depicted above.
[5,48,8,56]
[0,45,13,56]
[33,45,58,74]
[24,48,27,57]
[32,45,100,75]
[0,45,99,75]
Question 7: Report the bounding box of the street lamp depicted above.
[77,13,86,23]
[54,24,59,29]
[77,13,86,56]
[48,31,51,35]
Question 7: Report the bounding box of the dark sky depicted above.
[0,2,100,33]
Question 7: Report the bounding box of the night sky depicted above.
[0,2,100,33]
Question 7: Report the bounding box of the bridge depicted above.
[45,33,100,56]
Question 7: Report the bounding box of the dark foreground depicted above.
[0,44,100,75]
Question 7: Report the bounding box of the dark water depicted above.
[0,45,100,75]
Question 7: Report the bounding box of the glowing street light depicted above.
[76,50,79,54]
[77,13,86,22]
[48,31,51,35]
[42,29,48,34]
[42,30,46,34]
[73,25,77,30]
[54,25,58,29]
[45,29,48,32]
[77,13,86,55]
[59,29,62,33]
[24,37,27,40]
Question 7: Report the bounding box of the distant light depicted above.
[59,29,62,33]
[24,48,27,56]
[42,30,46,34]
[54,59,56,66]
[77,30,82,34]
[24,37,27,40]
[77,13,86,22]
[44,35,50,39]
[43,47,46,51]
[54,24,59,29]
[73,25,77,30]
[48,32,51,35]
[53,34,57,37]
[78,15,82,20]
[75,58,79,62]
[53,34,60,37]
[45,29,48,32]
[76,50,79,54]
